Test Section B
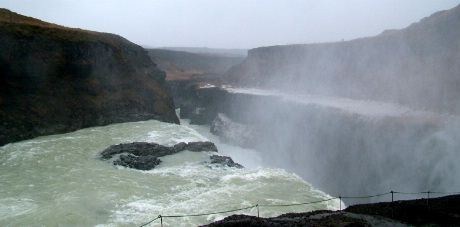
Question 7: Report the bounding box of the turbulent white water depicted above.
[0,119,339,226]
[221,86,460,201]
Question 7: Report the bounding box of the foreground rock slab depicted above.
[204,194,460,226]
[202,211,393,227]
[345,194,460,226]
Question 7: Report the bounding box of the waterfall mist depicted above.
[218,88,460,204]
[227,5,460,114]
[218,5,460,204]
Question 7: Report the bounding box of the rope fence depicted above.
[140,190,460,226]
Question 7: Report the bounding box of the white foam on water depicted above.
[144,122,209,146]
[181,119,264,169]
[104,150,337,225]
[0,119,338,226]
[108,163,337,226]
[199,83,217,89]
[0,198,37,220]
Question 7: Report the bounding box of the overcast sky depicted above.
[2,0,460,49]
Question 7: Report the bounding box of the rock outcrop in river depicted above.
[100,141,242,170]
[226,4,460,114]
[0,9,178,146]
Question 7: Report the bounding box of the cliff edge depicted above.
[0,9,179,145]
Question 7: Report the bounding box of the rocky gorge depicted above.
[1,3,460,226]
[165,4,460,206]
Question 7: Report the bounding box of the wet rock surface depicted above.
[185,141,218,152]
[209,155,243,168]
[100,141,218,170]
[113,154,161,170]
[101,142,175,160]
[171,83,230,126]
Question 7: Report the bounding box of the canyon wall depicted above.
[0,9,178,145]
[227,4,460,114]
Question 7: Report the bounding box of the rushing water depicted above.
[220,87,460,202]
[0,119,339,226]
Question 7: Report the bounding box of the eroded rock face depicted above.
[0,9,178,146]
[100,141,218,170]
[172,85,230,125]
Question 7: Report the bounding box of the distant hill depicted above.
[0,8,178,145]
[147,48,244,81]
[227,4,460,114]
[157,47,247,57]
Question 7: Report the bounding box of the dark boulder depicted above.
[100,142,175,160]
[210,155,243,168]
[172,142,187,152]
[113,154,161,170]
[185,141,218,152]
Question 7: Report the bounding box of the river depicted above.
[0,119,338,226]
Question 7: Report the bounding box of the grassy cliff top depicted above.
[0,8,134,48]
[0,8,68,28]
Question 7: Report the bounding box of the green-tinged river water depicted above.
[0,119,339,226]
